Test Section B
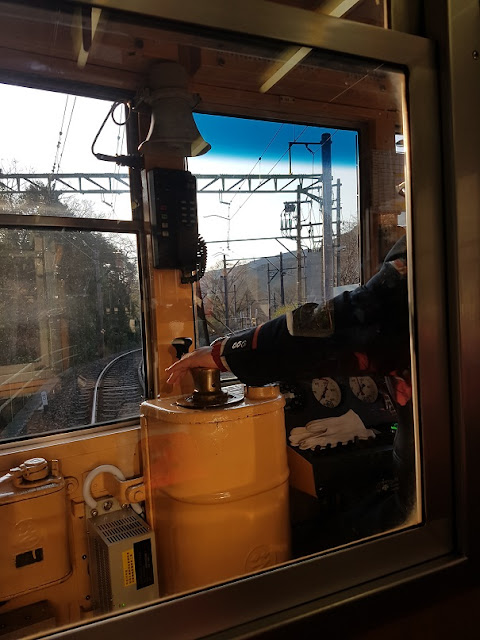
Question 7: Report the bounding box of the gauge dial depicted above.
[312,377,342,408]
[349,376,378,403]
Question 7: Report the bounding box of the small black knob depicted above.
[172,337,193,360]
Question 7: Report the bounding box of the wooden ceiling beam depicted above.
[193,82,390,129]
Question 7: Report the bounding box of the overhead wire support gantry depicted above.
[0,173,322,196]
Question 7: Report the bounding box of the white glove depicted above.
[289,410,375,450]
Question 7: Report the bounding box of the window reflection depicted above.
[0,0,421,635]
[186,111,413,568]
[0,229,143,440]
[270,0,386,28]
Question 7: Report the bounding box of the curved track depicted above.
[91,349,144,424]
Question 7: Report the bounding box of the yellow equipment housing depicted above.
[141,384,290,594]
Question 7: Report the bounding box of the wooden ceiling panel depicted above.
[0,0,399,126]
[268,0,385,27]
[0,13,74,63]
[266,73,399,112]
[194,81,385,128]
[268,0,325,10]
[194,50,400,114]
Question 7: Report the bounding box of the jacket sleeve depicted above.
[216,236,409,386]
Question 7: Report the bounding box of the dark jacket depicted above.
[217,235,410,392]
[214,235,413,514]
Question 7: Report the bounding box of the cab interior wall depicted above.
[0,1,457,638]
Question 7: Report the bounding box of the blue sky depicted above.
[190,113,359,265]
[194,112,357,171]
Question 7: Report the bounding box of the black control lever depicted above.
[172,337,193,360]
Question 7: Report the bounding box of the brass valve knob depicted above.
[190,368,228,407]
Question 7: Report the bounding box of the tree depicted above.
[0,181,141,371]
[200,259,260,339]
[338,219,360,286]
[56,231,141,364]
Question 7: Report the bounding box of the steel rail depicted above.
[90,348,142,424]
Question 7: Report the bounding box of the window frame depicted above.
[0,1,463,637]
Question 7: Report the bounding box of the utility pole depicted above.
[267,264,272,320]
[233,284,237,330]
[296,185,303,305]
[94,246,105,359]
[336,178,342,286]
[322,133,333,300]
[279,252,285,306]
[223,255,229,329]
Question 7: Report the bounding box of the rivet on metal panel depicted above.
[65,476,79,495]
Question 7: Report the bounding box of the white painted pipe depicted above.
[82,464,143,515]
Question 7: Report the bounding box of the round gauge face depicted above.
[311,377,342,408]
[349,376,379,403]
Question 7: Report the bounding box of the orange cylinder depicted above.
[141,385,290,594]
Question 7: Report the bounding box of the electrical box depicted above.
[147,167,198,274]
[87,508,158,613]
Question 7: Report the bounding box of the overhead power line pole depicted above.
[267,264,272,320]
[335,177,342,286]
[279,252,285,306]
[296,186,303,305]
[223,255,229,329]
[321,133,333,301]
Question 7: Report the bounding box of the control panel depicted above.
[283,374,401,553]
[147,168,199,277]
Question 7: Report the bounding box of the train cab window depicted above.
[0,2,452,639]
[191,114,360,343]
[189,102,412,559]
[0,86,134,221]
[0,86,144,441]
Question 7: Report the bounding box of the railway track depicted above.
[2,349,145,439]
[90,349,144,424]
